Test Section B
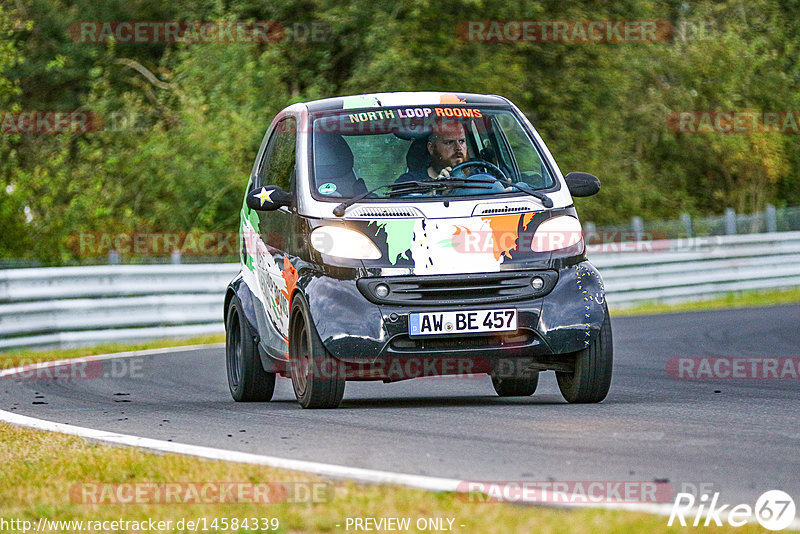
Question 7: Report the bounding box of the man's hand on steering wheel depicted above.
[436,166,453,179]
[449,159,510,183]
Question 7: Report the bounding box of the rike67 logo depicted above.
[669,490,796,530]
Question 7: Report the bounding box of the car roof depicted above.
[299,92,512,113]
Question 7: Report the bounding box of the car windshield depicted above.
[310,105,555,200]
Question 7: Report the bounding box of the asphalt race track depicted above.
[2,306,798,507]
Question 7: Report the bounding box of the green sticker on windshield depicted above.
[318,183,337,195]
[342,95,381,109]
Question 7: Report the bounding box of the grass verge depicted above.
[612,288,800,317]
[0,423,761,533]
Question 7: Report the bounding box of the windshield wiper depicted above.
[446,177,554,207]
[503,181,554,208]
[332,180,493,217]
[407,178,496,191]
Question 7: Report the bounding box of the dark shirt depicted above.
[395,167,506,197]
[395,168,431,183]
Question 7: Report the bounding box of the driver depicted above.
[396,120,468,183]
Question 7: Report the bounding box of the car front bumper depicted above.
[304,261,607,374]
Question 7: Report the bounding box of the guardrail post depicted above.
[583,221,596,246]
[680,213,693,237]
[108,250,120,265]
[725,208,736,235]
[765,204,777,233]
[171,250,182,264]
[632,216,643,235]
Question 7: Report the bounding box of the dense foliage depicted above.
[2,0,799,263]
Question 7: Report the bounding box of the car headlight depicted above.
[531,215,584,252]
[310,226,382,260]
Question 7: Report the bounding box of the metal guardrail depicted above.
[1,232,799,350]
[592,231,800,307]
[0,264,238,350]
[587,203,800,239]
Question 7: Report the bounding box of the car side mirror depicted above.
[246,185,293,211]
[564,172,601,197]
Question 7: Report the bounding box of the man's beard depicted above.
[433,153,464,169]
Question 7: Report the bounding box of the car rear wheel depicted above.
[556,303,613,403]
[289,295,346,409]
[490,370,539,397]
[226,296,276,402]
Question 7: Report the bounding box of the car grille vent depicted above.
[349,206,424,218]
[472,201,541,216]
[357,270,558,306]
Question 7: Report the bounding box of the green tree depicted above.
[3,0,800,262]
[0,4,32,260]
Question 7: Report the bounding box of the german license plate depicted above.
[408,309,517,336]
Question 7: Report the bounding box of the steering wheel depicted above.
[450,159,510,183]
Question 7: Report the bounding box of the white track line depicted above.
[1,345,797,530]
[0,410,462,491]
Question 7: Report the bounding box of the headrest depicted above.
[314,133,354,178]
[406,137,431,172]
[393,124,432,140]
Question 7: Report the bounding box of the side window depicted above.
[254,134,277,189]
[256,117,296,190]
[496,116,552,188]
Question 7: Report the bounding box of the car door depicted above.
[252,116,298,350]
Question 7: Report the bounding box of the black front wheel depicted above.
[289,295,346,409]
[225,296,276,402]
[556,304,613,403]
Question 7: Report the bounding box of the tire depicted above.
[226,295,276,402]
[289,295,346,409]
[556,303,613,403]
[490,370,539,397]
